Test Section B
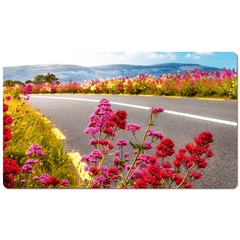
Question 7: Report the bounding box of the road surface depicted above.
[29,94,238,189]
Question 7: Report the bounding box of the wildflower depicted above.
[26,159,34,164]
[21,164,33,173]
[102,128,116,137]
[34,159,39,164]
[114,151,120,156]
[3,104,9,112]
[89,139,98,146]
[61,180,70,186]
[21,179,26,183]
[6,96,11,101]
[124,152,130,157]
[40,173,50,184]
[25,110,28,113]
[133,179,148,188]
[150,107,164,115]
[126,123,141,133]
[89,166,99,176]
[156,138,175,158]
[84,127,100,136]
[143,142,153,150]
[134,150,138,154]
[89,150,104,159]
[147,129,164,140]
[33,176,40,180]
[116,139,128,146]
[83,165,90,171]
[91,184,101,188]
[46,176,60,186]
[108,167,119,177]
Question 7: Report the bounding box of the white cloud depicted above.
[195,52,213,55]
[186,54,191,58]
[194,56,201,59]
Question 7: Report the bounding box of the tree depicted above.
[43,73,59,83]
[3,79,24,87]
[33,73,59,83]
[33,75,44,83]
[25,80,33,84]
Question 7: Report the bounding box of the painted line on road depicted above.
[31,95,237,126]
[198,98,224,101]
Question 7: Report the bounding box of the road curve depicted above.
[29,94,238,189]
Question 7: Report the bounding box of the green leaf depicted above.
[126,179,134,186]
[130,141,138,149]
[97,171,103,176]
[118,175,123,180]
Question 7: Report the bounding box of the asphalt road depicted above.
[29,94,238,189]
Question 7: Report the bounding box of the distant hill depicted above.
[3,63,222,83]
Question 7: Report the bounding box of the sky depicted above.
[3,52,237,69]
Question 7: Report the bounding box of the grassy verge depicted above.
[3,93,80,188]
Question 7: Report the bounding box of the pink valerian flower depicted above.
[101,146,110,152]
[26,144,45,156]
[84,165,90,172]
[6,96,11,101]
[124,152,130,157]
[21,179,26,183]
[40,174,50,184]
[84,127,100,136]
[81,154,90,164]
[143,142,153,150]
[34,159,39,164]
[93,175,106,185]
[102,128,116,137]
[25,110,28,113]
[113,156,121,165]
[134,150,138,154]
[126,165,132,171]
[147,129,164,140]
[99,166,108,175]
[25,151,32,156]
[33,176,40,180]
[61,180,70,186]
[26,159,34,164]
[82,150,104,164]
[126,123,141,133]
[21,164,33,173]
[22,84,33,95]
[89,150,104,159]
[87,98,114,129]
[89,139,98,146]
[114,151,120,156]
[116,139,128,146]
[150,107,164,115]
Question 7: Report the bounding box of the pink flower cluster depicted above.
[25,144,45,156]
[87,98,114,130]
[126,123,141,133]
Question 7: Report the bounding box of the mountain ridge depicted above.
[3,63,222,83]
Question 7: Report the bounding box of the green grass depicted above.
[3,93,80,188]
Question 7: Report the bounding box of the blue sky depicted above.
[3,52,237,69]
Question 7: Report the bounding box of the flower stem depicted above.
[123,107,154,184]
[176,163,195,189]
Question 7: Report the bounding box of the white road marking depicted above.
[30,95,237,126]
